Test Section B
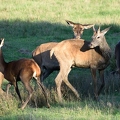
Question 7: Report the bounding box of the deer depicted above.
[50,26,111,102]
[0,38,50,109]
[32,20,94,82]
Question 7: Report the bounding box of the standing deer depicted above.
[50,26,111,102]
[0,38,50,109]
[32,20,94,82]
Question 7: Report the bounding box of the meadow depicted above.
[0,0,120,119]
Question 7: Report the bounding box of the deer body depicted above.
[51,39,110,70]
[32,20,94,81]
[50,27,111,102]
[3,59,39,84]
[0,39,50,109]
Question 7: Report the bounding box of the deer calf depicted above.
[0,38,50,109]
[50,26,111,102]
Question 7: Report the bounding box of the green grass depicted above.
[0,0,120,119]
[1,99,120,120]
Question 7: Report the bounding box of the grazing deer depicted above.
[32,20,94,82]
[50,26,111,102]
[0,38,50,109]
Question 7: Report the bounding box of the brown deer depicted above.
[0,38,50,109]
[50,26,111,102]
[32,20,94,81]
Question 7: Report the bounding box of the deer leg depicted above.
[11,77,23,103]
[36,77,50,108]
[6,83,12,96]
[15,82,24,104]
[40,69,53,82]
[63,78,80,100]
[19,68,36,109]
[91,68,98,100]
[40,71,44,82]
[62,67,80,100]
[6,81,23,103]
[0,72,5,94]
[43,69,53,81]
[98,70,104,95]
[55,71,63,102]
[21,80,33,110]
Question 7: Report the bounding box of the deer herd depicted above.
[0,20,119,109]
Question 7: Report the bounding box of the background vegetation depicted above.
[0,0,120,119]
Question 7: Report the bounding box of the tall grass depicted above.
[0,0,120,119]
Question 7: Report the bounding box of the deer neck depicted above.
[99,37,111,61]
[0,48,7,73]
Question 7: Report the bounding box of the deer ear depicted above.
[101,27,111,35]
[98,26,101,33]
[1,38,4,46]
[65,20,75,27]
[84,24,94,29]
[93,25,96,33]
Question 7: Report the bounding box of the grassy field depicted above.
[0,0,120,119]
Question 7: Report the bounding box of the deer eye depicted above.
[97,36,100,39]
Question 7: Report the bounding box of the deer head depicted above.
[89,26,110,48]
[66,20,94,39]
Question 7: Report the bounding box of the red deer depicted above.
[32,20,94,81]
[0,38,50,109]
[50,26,111,102]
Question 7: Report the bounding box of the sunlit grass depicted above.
[0,0,120,24]
[1,99,120,120]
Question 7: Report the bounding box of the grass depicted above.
[0,0,120,119]
[1,98,120,120]
[1,73,120,120]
